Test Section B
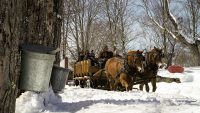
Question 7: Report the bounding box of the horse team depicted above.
[105,47,165,92]
[75,46,165,92]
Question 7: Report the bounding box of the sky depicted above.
[15,66,200,113]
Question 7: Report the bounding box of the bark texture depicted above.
[0,0,22,112]
[0,0,63,113]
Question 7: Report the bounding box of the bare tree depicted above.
[182,0,200,41]
[64,0,101,60]
[141,0,200,66]
[139,0,176,67]
[104,0,126,51]
[164,0,200,65]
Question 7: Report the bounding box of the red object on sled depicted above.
[168,65,184,73]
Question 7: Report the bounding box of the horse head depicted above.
[146,46,165,68]
[127,50,145,73]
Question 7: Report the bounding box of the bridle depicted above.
[144,50,164,68]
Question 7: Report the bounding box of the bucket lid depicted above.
[20,44,57,55]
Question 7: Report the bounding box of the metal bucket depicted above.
[19,44,56,92]
[50,65,69,92]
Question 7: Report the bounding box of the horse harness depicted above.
[114,53,141,80]
[134,51,160,84]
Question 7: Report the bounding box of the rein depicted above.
[144,52,158,72]
[113,54,134,79]
[133,76,156,85]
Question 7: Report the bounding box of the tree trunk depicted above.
[166,45,175,68]
[0,0,22,112]
[0,0,63,112]
[164,0,200,66]
[53,0,64,65]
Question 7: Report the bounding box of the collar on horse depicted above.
[144,52,159,73]
[113,54,136,79]
[123,54,137,76]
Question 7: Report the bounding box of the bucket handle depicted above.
[48,48,60,54]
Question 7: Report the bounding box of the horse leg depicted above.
[139,83,144,91]
[113,79,120,91]
[151,77,157,92]
[121,81,129,91]
[127,78,134,91]
[107,75,115,90]
[127,83,133,91]
[119,73,130,91]
[145,82,149,92]
[105,78,110,90]
[125,83,129,91]
[110,81,115,90]
[120,80,129,91]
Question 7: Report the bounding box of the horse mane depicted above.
[127,50,143,66]
[144,47,163,71]
[123,54,130,74]
[125,50,144,75]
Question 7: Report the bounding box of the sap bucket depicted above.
[19,44,57,92]
[50,65,70,92]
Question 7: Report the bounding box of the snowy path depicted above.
[16,67,200,113]
[16,85,200,113]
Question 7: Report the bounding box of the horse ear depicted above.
[161,47,164,51]
[154,46,157,50]
[137,50,143,54]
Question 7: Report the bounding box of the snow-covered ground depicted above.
[16,67,200,113]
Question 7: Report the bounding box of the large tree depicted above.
[141,0,200,66]
[163,0,200,65]
[0,0,63,113]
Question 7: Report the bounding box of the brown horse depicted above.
[139,47,165,92]
[127,50,145,73]
[105,50,145,91]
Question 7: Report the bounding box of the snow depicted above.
[16,67,200,113]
